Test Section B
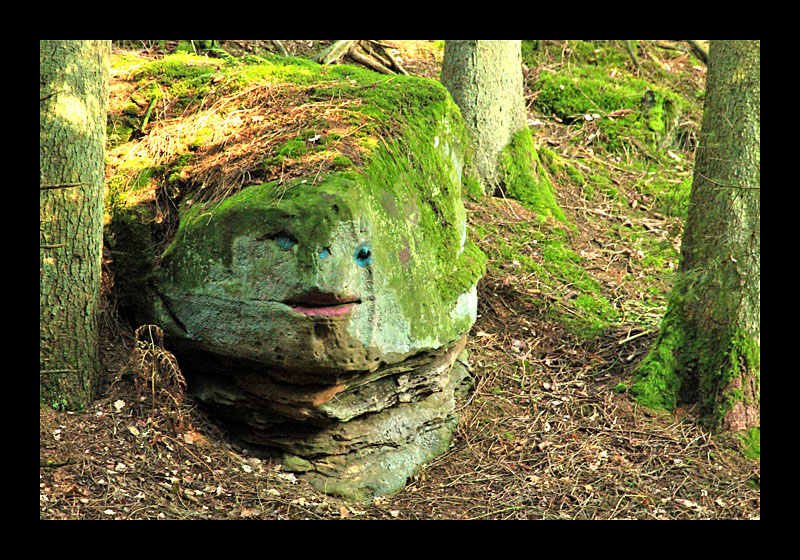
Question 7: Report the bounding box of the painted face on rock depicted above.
[156,178,386,381]
[156,173,479,383]
[229,198,373,318]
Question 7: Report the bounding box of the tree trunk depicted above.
[441,40,526,194]
[632,40,760,434]
[40,40,110,410]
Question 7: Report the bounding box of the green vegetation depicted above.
[471,40,700,341]
[499,127,565,222]
[740,428,760,460]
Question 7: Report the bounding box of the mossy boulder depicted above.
[147,101,484,383]
[108,53,485,501]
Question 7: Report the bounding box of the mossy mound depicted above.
[532,46,697,155]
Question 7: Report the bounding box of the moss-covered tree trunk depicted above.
[40,40,110,410]
[632,40,760,435]
[441,40,526,194]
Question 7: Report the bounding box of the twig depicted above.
[695,171,759,190]
[141,98,156,131]
[40,368,77,375]
[624,41,642,76]
[40,457,75,468]
[617,328,656,345]
[40,182,86,190]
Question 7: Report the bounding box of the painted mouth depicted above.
[283,290,361,317]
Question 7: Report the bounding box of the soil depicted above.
[40,40,760,520]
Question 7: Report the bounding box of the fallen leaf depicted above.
[277,472,297,484]
[607,108,633,118]
[182,430,206,446]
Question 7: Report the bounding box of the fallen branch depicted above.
[685,40,709,65]
[271,40,289,56]
[362,40,408,75]
[624,40,642,75]
[313,40,356,65]
[313,40,409,76]
[347,43,394,75]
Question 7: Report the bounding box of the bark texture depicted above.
[441,40,526,194]
[40,40,110,409]
[632,40,760,433]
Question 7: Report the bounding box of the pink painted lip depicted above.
[283,290,360,317]
[287,303,357,317]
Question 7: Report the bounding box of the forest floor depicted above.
[40,40,760,520]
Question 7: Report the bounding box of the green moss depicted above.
[571,293,618,337]
[499,127,566,223]
[357,83,486,328]
[739,428,760,460]
[533,61,691,154]
[277,138,307,158]
[704,329,761,430]
[632,276,761,434]
[331,155,353,170]
[564,163,585,186]
[478,211,621,339]
[630,315,684,411]
[106,123,135,150]
[462,171,483,201]
[536,67,641,121]
[646,175,693,219]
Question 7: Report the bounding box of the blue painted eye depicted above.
[274,235,296,251]
[354,242,372,267]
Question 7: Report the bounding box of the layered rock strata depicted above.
[190,336,471,501]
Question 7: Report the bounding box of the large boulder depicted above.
[108,53,485,501]
[155,162,481,383]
